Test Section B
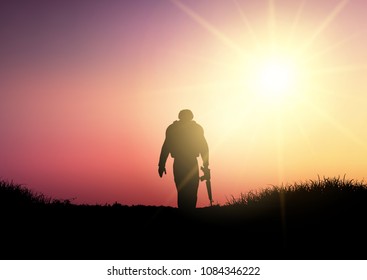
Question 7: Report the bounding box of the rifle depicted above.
[200,166,213,206]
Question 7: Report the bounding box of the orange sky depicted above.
[1,0,367,207]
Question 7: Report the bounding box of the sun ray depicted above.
[207,96,263,176]
[286,101,321,171]
[309,63,367,75]
[278,93,319,159]
[243,112,267,155]
[303,33,357,64]
[276,109,285,185]
[268,0,276,48]
[148,79,246,99]
[294,118,318,159]
[275,107,287,247]
[232,0,261,49]
[169,0,249,58]
[285,0,306,48]
[169,50,236,68]
[212,95,258,143]
[297,0,349,54]
[302,93,367,151]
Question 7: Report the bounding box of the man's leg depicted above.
[173,158,199,209]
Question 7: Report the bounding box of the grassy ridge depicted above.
[0,180,72,207]
[2,175,366,208]
[1,176,367,260]
[226,175,367,207]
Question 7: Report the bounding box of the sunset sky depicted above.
[1,0,367,207]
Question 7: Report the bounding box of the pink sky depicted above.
[1,0,367,207]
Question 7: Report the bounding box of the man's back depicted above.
[166,120,206,160]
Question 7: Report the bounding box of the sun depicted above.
[257,59,295,93]
[252,55,298,99]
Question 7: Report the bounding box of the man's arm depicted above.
[199,127,209,167]
[201,138,209,167]
[158,129,170,177]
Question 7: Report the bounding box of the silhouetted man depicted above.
[158,109,209,209]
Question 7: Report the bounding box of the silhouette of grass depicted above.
[1,176,367,260]
[0,179,72,208]
[225,175,367,209]
[0,180,50,207]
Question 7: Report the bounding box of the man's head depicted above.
[178,109,194,121]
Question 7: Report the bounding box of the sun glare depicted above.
[167,0,365,196]
[253,55,298,99]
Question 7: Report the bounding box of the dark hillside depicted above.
[1,177,367,260]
